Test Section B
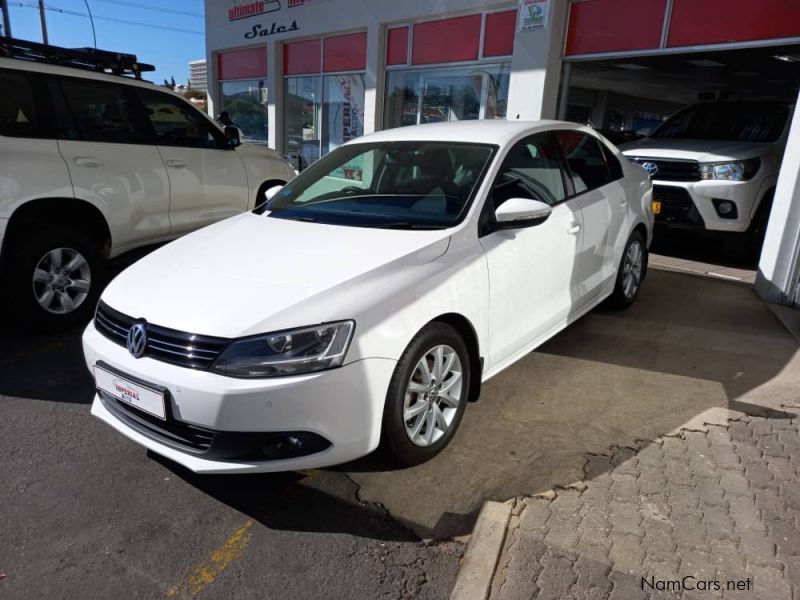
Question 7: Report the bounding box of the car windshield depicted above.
[651,103,789,143]
[260,141,497,229]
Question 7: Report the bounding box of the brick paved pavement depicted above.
[489,412,800,599]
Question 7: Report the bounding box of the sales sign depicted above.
[518,0,551,32]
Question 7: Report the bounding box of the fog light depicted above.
[712,199,738,219]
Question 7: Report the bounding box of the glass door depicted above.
[285,76,322,166]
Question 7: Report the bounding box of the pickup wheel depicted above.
[8,227,106,330]
[382,323,471,467]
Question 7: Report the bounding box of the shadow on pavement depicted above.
[150,451,419,542]
[650,227,759,270]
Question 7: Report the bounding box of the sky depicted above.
[4,0,206,84]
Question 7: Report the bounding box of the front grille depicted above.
[628,157,701,182]
[95,302,230,370]
[99,390,215,452]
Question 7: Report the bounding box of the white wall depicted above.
[756,94,800,307]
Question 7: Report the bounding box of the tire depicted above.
[382,323,472,467]
[255,179,287,208]
[8,227,106,330]
[606,230,647,310]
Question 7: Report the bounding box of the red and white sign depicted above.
[228,0,280,22]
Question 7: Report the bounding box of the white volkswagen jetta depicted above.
[83,121,653,473]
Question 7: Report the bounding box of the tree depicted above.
[162,76,176,89]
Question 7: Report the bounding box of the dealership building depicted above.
[203,0,800,308]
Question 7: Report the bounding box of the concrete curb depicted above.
[449,500,513,600]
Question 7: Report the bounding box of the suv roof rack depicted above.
[0,37,155,79]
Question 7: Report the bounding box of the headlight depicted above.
[211,321,355,378]
[699,158,760,181]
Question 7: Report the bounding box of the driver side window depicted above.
[491,133,566,210]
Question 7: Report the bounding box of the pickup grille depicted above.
[94,302,230,370]
[628,157,701,182]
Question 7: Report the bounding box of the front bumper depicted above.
[652,178,764,233]
[83,321,396,473]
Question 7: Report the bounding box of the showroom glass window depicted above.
[384,12,515,129]
[284,34,367,168]
[218,47,269,145]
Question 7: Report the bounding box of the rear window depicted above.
[652,104,789,143]
[59,78,148,144]
[0,70,39,138]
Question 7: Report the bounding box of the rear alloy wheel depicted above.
[383,323,471,466]
[607,231,647,309]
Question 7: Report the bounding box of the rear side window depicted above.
[0,70,39,138]
[59,78,148,144]
[136,89,227,149]
[555,131,613,194]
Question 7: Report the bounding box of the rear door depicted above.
[0,69,72,218]
[54,76,171,249]
[554,130,626,304]
[135,89,249,235]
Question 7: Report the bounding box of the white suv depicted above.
[0,48,295,328]
[622,102,791,246]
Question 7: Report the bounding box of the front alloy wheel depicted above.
[403,345,464,447]
[383,323,471,466]
[32,247,92,314]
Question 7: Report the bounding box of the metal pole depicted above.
[38,0,48,44]
[1,0,12,39]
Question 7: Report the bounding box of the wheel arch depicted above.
[3,197,112,258]
[427,312,483,403]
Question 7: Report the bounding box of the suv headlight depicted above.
[699,158,760,181]
[211,321,355,378]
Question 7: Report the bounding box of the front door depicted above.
[479,132,583,369]
[136,89,249,235]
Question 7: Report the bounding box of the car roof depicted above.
[0,56,187,101]
[351,119,585,146]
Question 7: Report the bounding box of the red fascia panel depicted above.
[324,32,367,72]
[484,10,516,57]
[668,0,800,47]
[218,47,268,80]
[412,15,482,65]
[387,26,409,65]
[284,38,322,76]
[565,0,667,56]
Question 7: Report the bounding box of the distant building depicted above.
[189,59,207,93]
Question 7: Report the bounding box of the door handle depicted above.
[567,223,581,235]
[74,157,103,168]
[165,159,188,168]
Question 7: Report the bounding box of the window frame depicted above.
[553,130,616,200]
[55,76,155,146]
[134,87,229,150]
[478,131,572,237]
[0,68,51,140]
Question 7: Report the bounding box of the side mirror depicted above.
[224,125,241,148]
[265,185,284,201]
[495,198,552,230]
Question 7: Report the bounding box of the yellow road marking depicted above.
[167,519,254,598]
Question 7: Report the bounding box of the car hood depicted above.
[101,212,451,338]
[620,138,777,162]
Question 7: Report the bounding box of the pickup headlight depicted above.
[211,321,355,378]
[699,158,760,181]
